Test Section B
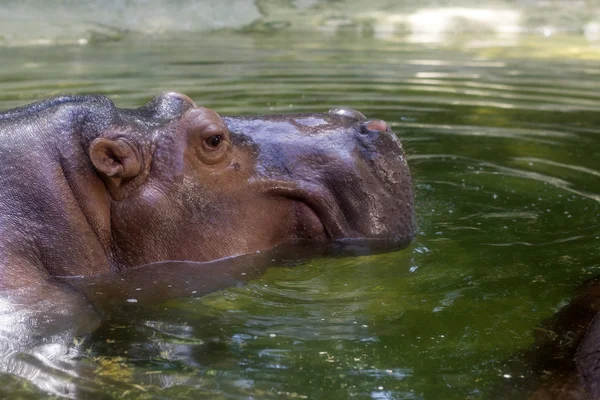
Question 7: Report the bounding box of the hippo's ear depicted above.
[89,138,142,183]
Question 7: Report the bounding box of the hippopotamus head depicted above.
[0,92,414,280]
[86,93,414,267]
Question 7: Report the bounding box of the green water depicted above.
[2,32,600,399]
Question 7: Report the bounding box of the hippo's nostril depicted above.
[360,119,390,134]
[327,107,366,122]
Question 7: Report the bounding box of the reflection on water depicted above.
[1,31,600,398]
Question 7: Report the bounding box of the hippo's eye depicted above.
[205,135,223,148]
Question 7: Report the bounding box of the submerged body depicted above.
[497,278,600,400]
[0,92,414,287]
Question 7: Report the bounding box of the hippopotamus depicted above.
[496,278,600,400]
[0,92,414,396]
[0,92,414,290]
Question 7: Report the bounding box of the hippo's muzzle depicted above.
[223,107,415,247]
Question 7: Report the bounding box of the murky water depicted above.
[2,31,600,399]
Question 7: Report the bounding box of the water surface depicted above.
[1,32,600,399]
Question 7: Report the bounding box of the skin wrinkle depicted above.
[56,152,110,267]
[53,109,115,274]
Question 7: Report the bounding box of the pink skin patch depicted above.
[365,120,389,132]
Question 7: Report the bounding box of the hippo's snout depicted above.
[223,109,415,246]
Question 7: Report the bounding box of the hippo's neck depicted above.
[0,116,114,279]
[55,138,116,274]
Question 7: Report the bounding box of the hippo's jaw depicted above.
[262,181,351,240]
[223,109,415,247]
